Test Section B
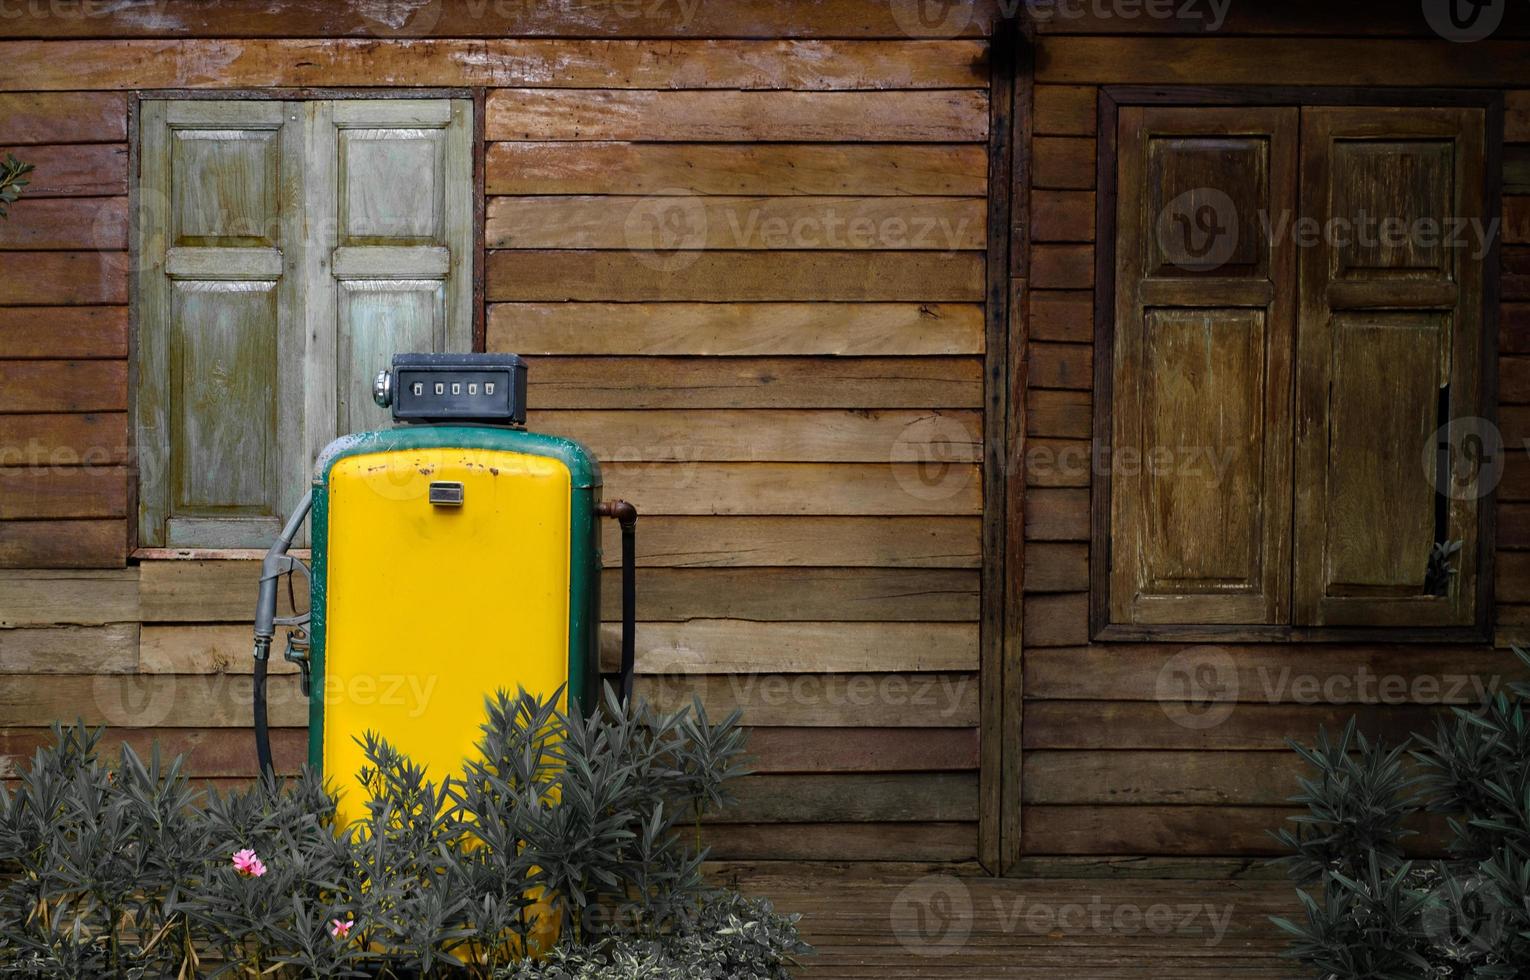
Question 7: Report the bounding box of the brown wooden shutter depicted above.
[1108,107,1298,626]
[1293,107,1487,628]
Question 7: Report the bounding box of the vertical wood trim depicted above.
[1483,93,1505,637]
[979,15,1019,876]
[126,94,142,559]
[134,99,169,547]
[444,98,474,353]
[1089,89,1121,640]
[1000,26,1035,876]
[301,99,337,550]
[472,87,487,353]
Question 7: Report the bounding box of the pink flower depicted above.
[330,918,354,939]
[231,849,267,878]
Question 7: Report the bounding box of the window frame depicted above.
[1089,86,1504,644]
[127,88,487,557]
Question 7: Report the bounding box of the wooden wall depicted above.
[1019,14,1530,858]
[0,6,991,863]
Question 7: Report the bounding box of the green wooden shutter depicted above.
[136,100,307,548]
[137,98,473,550]
[302,98,473,473]
[1293,107,1487,628]
[1107,106,1299,627]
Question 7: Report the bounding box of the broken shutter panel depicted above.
[136,100,308,548]
[1108,107,1299,627]
[1293,107,1487,628]
[304,98,473,468]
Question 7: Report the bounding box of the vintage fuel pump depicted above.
[250,353,636,821]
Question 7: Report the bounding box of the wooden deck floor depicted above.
[718,863,1306,980]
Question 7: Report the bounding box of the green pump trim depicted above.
[305,425,603,773]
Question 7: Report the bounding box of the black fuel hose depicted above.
[253,494,313,777]
[597,500,638,704]
[253,645,272,776]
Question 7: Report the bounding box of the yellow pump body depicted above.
[309,426,602,825]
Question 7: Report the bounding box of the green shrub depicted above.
[0,687,802,979]
[1273,649,1530,979]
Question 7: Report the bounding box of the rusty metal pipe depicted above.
[596,500,638,704]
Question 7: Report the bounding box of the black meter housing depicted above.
[375,353,528,426]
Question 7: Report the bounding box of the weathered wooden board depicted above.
[597,619,978,673]
[2,726,976,784]
[1509,92,1530,143]
[0,673,307,727]
[1023,701,1445,750]
[1029,3,1530,36]
[602,462,982,515]
[0,520,125,568]
[1032,137,1096,190]
[718,773,978,822]
[614,567,980,620]
[0,93,125,143]
[488,194,986,250]
[0,360,127,412]
[0,307,128,358]
[1030,289,1094,343]
[1027,389,1091,439]
[491,302,985,356]
[0,2,998,39]
[0,568,138,626]
[0,197,126,250]
[1033,85,1098,136]
[1025,489,1091,541]
[137,561,978,622]
[1024,439,1093,489]
[0,143,126,196]
[0,466,126,519]
[1031,243,1095,288]
[637,672,980,726]
[0,413,128,466]
[702,823,976,862]
[1026,645,1522,702]
[0,39,986,90]
[1037,38,1530,86]
[487,142,989,196]
[1029,342,1092,389]
[487,89,989,142]
[595,515,981,568]
[1023,593,1090,647]
[523,409,980,462]
[1023,806,1296,856]
[139,625,300,675]
[0,623,137,673]
[0,726,306,779]
[745,726,979,773]
[487,250,985,302]
[1024,752,1307,806]
[524,356,984,408]
[1023,542,1090,593]
[0,253,125,305]
[1508,196,1530,245]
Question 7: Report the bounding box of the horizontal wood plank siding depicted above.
[0,25,987,863]
[1020,19,1526,861]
